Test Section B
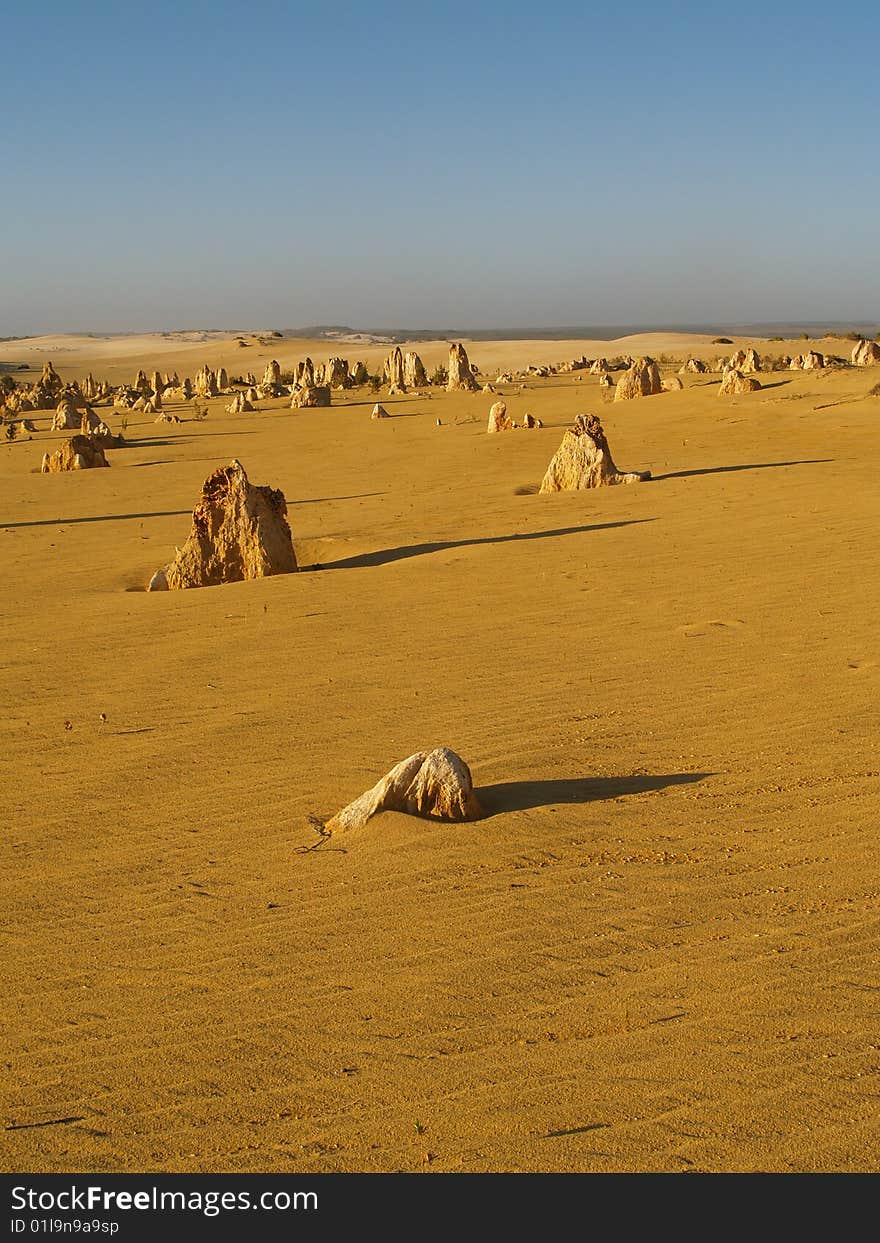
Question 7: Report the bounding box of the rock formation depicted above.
[5,419,35,441]
[487,400,514,432]
[195,364,219,397]
[539,414,650,492]
[521,412,542,428]
[403,351,427,389]
[852,339,880,366]
[590,358,609,375]
[227,391,255,414]
[293,359,315,389]
[148,459,296,591]
[325,747,483,832]
[719,368,761,395]
[741,348,762,373]
[383,347,406,391]
[291,385,331,408]
[155,411,182,424]
[790,351,825,370]
[598,373,613,388]
[52,395,82,430]
[446,343,480,392]
[614,357,662,401]
[351,361,370,385]
[263,360,281,387]
[41,435,110,473]
[40,362,63,396]
[81,408,124,447]
[679,358,708,374]
[662,376,684,391]
[371,403,390,419]
[323,357,351,389]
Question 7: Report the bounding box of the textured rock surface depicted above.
[291,385,331,408]
[614,357,662,401]
[325,747,483,832]
[149,460,296,591]
[371,403,390,419]
[41,435,110,473]
[447,343,480,392]
[539,414,650,492]
[719,368,761,395]
[383,347,406,391]
[662,376,684,391]
[226,391,255,414]
[487,400,514,432]
[852,339,880,366]
[403,351,427,389]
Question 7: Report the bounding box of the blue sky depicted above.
[1,0,877,333]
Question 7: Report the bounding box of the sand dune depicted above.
[1,348,878,1172]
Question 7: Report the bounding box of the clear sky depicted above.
[1,0,877,334]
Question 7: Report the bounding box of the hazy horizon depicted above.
[2,0,877,335]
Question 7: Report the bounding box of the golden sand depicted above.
[1,334,877,1171]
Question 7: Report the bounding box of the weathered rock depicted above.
[521,412,542,429]
[148,459,296,591]
[52,395,81,431]
[679,358,708,375]
[598,373,614,388]
[40,361,63,395]
[262,360,281,387]
[351,361,370,385]
[403,351,427,389]
[81,408,124,447]
[155,411,182,424]
[719,368,761,395]
[589,358,609,375]
[291,385,331,408]
[790,351,825,370]
[662,376,684,391]
[539,414,650,492]
[446,343,480,392]
[134,369,151,394]
[741,348,762,373]
[487,400,514,433]
[371,403,390,419]
[325,747,482,833]
[383,347,406,391]
[614,357,662,401]
[194,364,219,397]
[323,357,351,389]
[227,391,255,414]
[295,358,315,389]
[41,435,110,473]
[852,339,880,366]
[5,419,34,441]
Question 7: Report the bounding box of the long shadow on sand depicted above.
[309,519,654,571]
[1,509,191,529]
[477,772,714,816]
[654,458,831,482]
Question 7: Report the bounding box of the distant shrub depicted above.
[368,375,381,393]
[711,337,733,345]
[429,365,448,386]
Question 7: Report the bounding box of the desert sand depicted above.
[1,333,878,1173]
